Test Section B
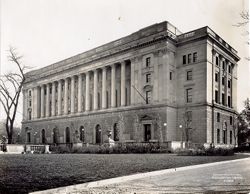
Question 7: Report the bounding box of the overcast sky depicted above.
[0,0,249,127]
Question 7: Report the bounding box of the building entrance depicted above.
[144,124,151,142]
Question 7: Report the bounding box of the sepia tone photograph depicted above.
[0,0,249,193]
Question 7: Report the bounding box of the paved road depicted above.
[32,157,250,194]
[78,157,250,194]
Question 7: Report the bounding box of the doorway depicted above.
[144,124,151,142]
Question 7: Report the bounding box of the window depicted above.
[222,77,225,85]
[228,80,231,88]
[188,54,192,64]
[193,52,197,63]
[222,93,225,105]
[146,57,151,67]
[187,70,192,80]
[29,90,32,97]
[146,91,151,104]
[230,131,233,144]
[215,90,218,103]
[28,111,32,120]
[29,100,32,107]
[217,112,220,122]
[146,73,151,83]
[222,61,225,70]
[49,87,52,94]
[80,126,85,142]
[230,116,233,125]
[186,88,193,103]
[228,96,231,108]
[228,65,231,74]
[170,72,172,80]
[215,73,218,82]
[216,56,219,66]
[217,129,220,143]
[183,55,186,64]
[27,132,31,143]
[223,130,227,144]
[187,111,192,122]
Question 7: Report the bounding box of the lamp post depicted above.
[164,122,167,141]
[179,124,183,148]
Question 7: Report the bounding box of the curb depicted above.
[30,157,250,194]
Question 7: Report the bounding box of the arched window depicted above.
[53,128,58,144]
[95,124,102,144]
[79,126,85,142]
[65,127,70,143]
[113,123,119,141]
[41,129,46,144]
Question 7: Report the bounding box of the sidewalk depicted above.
[31,157,250,194]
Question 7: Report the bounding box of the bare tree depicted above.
[0,47,28,144]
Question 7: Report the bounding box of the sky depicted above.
[0,0,249,127]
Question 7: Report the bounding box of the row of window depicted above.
[215,56,232,73]
[216,113,233,125]
[214,90,232,107]
[217,129,233,144]
[215,73,231,88]
[183,52,197,65]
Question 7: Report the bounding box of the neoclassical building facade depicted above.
[21,21,240,146]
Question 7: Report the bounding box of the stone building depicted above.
[21,21,240,146]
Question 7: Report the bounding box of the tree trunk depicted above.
[7,134,12,144]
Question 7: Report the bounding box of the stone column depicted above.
[40,85,45,118]
[78,74,83,113]
[23,89,27,120]
[57,80,62,115]
[71,76,75,114]
[45,83,50,117]
[225,60,229,106]
[102,67,107,109]
[51,82,56,116]
[93,69,98,110]
[85,72,90,111]
[121,61,126,106]
[64,78,69,115]
[111,64,116,108]
[130,59,135,105]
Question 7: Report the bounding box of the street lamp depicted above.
[179,125,183,148]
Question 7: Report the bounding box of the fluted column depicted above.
[58,80,62,115]
[85,72,90,111]
[78,74,83,113]
[64,78,69,115]
[40,85,45,118]
[93,70,98,110]
[219,56,223,104]
[121,62,126,106]
[45,83,50,117]
[102,67,107,109]
[111,64,116,108]
[51,82,56,116]
[71,76,75,114]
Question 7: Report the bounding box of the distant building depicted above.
[21,21,239,146]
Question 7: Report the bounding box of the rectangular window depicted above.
[217,129,220,143]
[193,52,197,63]
[228,80,231,88]
[230,131,233,144]
[186,88,193,103]
[230,116,233,125]
[146,91,151,104]
[222,61,225,70]
[146,73,151,83]
[187,111,192,122]
[217,112,220,122]
[27,132,31,143]
[222,93,225,105]
[29,100,32,107]
[183,55,186,65]
[228,66,231,73]
[228,96,231,108]
[215,73,218,82]
[146,57,151,67]
[188,54,192,64]
[215,90,218,103]
[216,56,219,66]
[222,77,225,85]
[187,70,192,80]
[29,90,32,97]
[223,130,227,144]
[170,72,172,80]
